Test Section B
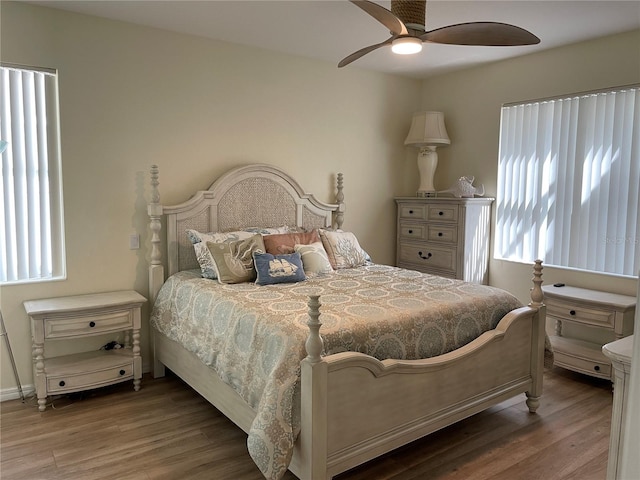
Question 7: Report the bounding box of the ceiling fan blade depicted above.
[338,37,395,68]
[421,22,540,46]
[349,0,408,36]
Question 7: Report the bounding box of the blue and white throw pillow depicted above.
[253,251,306,286]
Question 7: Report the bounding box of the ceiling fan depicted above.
[339,0,540,67]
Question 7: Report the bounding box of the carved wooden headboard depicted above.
[148,164,344,302]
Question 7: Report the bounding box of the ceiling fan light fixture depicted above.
[391,37,422,55]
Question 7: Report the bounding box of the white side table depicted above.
[602,335,634,480]
[24,291,147,411]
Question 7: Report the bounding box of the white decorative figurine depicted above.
[439,176,485,198]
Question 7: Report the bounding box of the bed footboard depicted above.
[293,261,546,480]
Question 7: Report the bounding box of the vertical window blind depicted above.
[1,64,65,284]
[495,86,639,277]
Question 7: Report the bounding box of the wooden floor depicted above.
[1,367,613,480]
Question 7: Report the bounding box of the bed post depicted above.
[299,295,330,480]
[335,173,344,230]
[525,259,545,413]
[148,165,166,378]
[148,165,164,305]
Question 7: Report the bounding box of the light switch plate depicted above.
[129,234,140,250]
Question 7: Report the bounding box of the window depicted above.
[495,85,639,277]
[1,64,65,284]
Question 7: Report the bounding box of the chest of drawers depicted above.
[395,197,494,284]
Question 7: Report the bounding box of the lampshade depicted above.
[404,111,450,146]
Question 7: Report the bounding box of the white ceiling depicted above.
[26,0,640,79]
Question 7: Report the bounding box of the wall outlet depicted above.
[129,234,140,250]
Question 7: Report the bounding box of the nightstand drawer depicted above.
[399,204,427,220]
[45,349,134,393]
[546,300,614,329]
[553,350,611,379]
[427,224,458,243]
[427,204,459,222]
[47,363,133,393]
[44,310,134,339]
[399,223,427,241]
[398,243,457,271]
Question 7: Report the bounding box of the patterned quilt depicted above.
[150,264,523,479]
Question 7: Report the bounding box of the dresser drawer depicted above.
[44,309,134,339]
[546,299,615,329]
[427,224,458,243]
[398,204,427,221]
[398,243,457,272]
[427,204,459,222]
[399,223,427,241]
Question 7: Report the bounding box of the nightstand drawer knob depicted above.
[438,211,444,216]
[569,310,576,316]
[438,232,443,237]
[119,369,126,376]
[408,229,413,234]
[59,380,66,387]
[418,251,432,260]
[89,321,96,327]
[594,365,600,372]
[409,210,414,214]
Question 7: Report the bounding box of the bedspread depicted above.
[150,264,523,479]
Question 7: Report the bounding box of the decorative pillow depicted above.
[253,251,306,286]
[187,227,296,279]
[294,242,334,275]
[206,234,265,284]
[319,229,368,269]
[263,230,320,255]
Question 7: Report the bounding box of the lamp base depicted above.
[416,146,439,197]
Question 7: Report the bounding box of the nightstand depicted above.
[543,285,635,380]
[24,290,147,411]
[395,197,494,284]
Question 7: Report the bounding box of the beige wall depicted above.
[0,2,421,393]
[417,29,640,303]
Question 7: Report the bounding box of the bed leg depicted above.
[525,393,541,413]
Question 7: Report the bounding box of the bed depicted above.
[147,163,547,480]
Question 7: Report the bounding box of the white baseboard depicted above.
[0,384,35,402]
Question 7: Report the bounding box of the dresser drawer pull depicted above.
[89,321,96,327]
[408,229,413,234]
[119,369,126,376]
[569,310,576,316]
[594,365,600,372]
[418,251,432,260]
[59,380,66,387]
[438,232,443,237]
[438,211,444,216]
[409,209,414,214]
